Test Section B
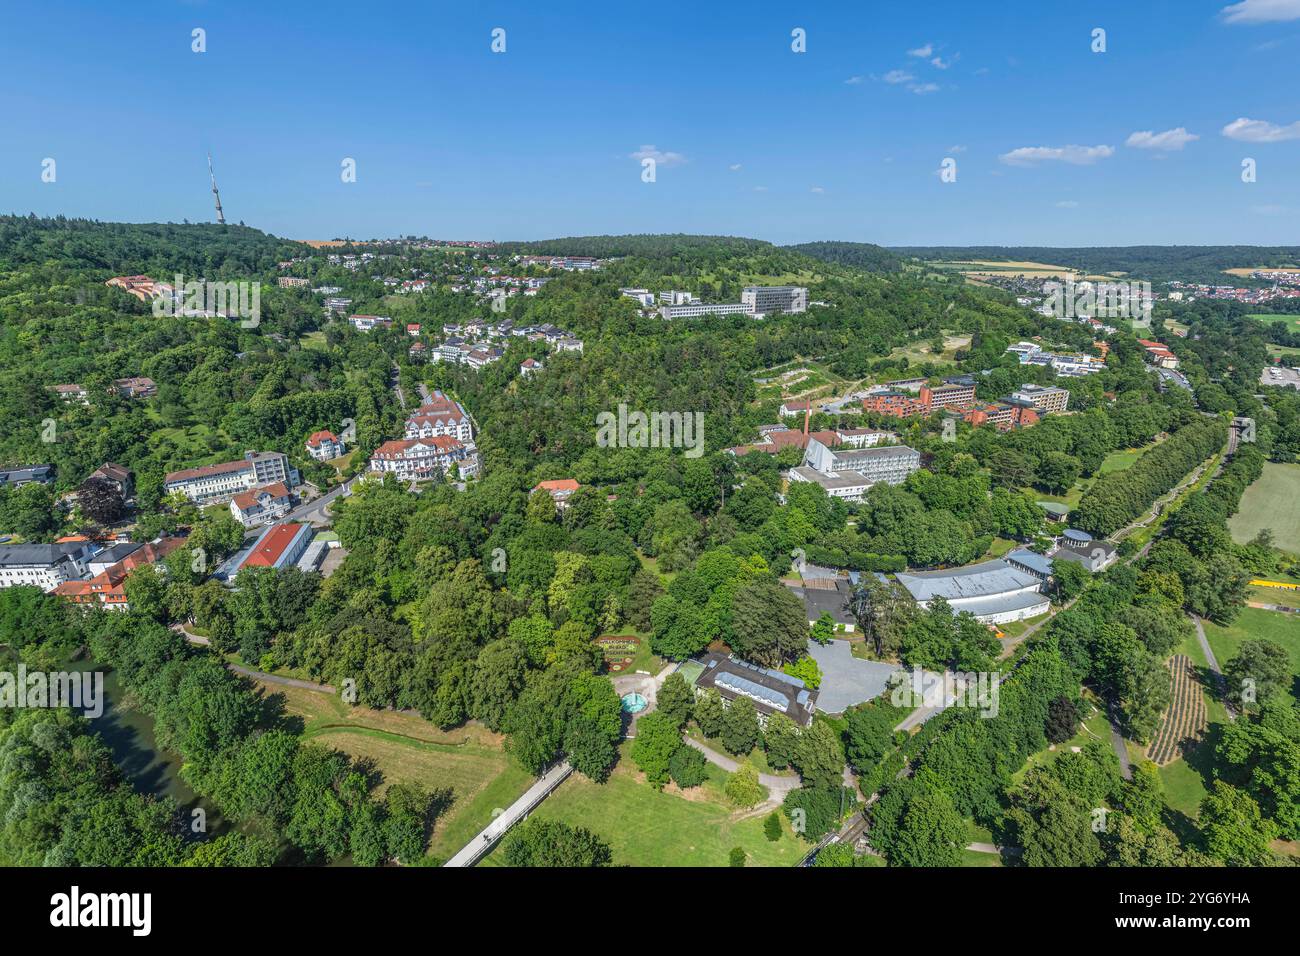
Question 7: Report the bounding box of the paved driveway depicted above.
[807,640,901,714]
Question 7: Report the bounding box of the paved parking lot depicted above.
[1260,365,1300,390]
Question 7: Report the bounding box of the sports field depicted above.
[1229,463,1300,554]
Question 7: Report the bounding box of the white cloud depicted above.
[753,186,768,192]
[931,54,959,69]
[1055,200,1080,208]
[1220,0,1300,24]
[1222,116,1300,142]
[629,145,686,167]
[728,163,742,171]
[810,186,825,193]
[1125,127,1199,150]
[883,69,914,84]
[845,75,864,84]
[949,145,968,153]
[999,144,1115,166]
[910,83,940,95]
[908,43,933,57]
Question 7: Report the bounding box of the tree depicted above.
[629,711,681,789]
[849,578,916,659]
[764,810,783,841]
[793,720,845,790]
[1224,639,1292,712]
[784,786,854,841]
[725,765,766,809]
[384,782,437,864]
[1119,761,1165,834]
[1045,696,1080,745]
[782,655,822,690]
[1051,558,1090,603]
[728,846,747,867]
[470,638,529,732]
[564,712,618,783]
[694,688,726,739]
[668,744,708,789]
[891,789,967,867]
[78,476,125,525]
[810,612,836,645]
[844,703,897,773]
[1199,781,1277,866]
[625,567,664,631]
[721,696,760,756]
[730,577,810,666]
[763,711,802,770]
[656,671,694,729]
[502,818,612,867]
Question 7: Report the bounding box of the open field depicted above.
[1098,447,1145,474]
[255,681,533,860]
[1247,313,1300,332]
[481,742,808,867]
[1202,607,1300,690]
[1229,463,1300,553]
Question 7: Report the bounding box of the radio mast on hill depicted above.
[208,152,226,225]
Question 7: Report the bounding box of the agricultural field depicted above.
[1228,462,1300,554]
[480,742,808,867]
[256,681,534,861]
[1145,655,1207,766]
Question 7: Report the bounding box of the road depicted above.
[285,477,355,525]
[1107,702,1133,780]
[444,761,573,867]
[392,363,408,410]
[681,737,802,795]
[1192,612,1236,723]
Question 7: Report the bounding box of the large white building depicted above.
[368,436,478,481]
[405,394,474,443]
[0,542,98,591]
[789,440,921,502]
[164,452,297,505]
[895,559,1050,625]
[659,301,750,320]
[742,285,808,316]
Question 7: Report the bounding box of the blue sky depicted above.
[1,0,1297,245]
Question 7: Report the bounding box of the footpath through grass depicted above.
[482,742,807,867]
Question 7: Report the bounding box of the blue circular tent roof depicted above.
[1063,528,1092,544]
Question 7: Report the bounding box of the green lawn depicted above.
[1098,447,1145,474]
[1011,692,1110,785]
[1202,606,1300,686]
[1248,313,1300,332]
[254,680,533,861]
[481,743,807,867]
[1229,462,1300,554]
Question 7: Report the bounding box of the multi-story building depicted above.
[405,393,474,442]
[1138,339,1179,369]
[862,391,928,418]
[0,542,98,591]
[305,430,345,461]
[368,436,476,481]
[229,482,293,528]
[741,285,808,316]
[164,452,297,505]
[1006,383,1070,414]
[519,358,543,377]
[277,277,310,288]
[53,537,185,611]
[348,314,393,332]
[789,439,921,501]
[533,478,581,510]
[658,301,749,320]
[834,428,893,448]
[86,462,133,497]
[919,376,977,410]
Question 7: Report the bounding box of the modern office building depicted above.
[742,285,808,315]
[658,301,749,320]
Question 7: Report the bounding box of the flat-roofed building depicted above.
[741,285,808,316]
[658,301,749,320]
[1007,383,1070,414]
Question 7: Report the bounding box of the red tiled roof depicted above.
[306,430,338,447]
[231,482,290,511]
[535,478,580,493]
[242,524,303,568]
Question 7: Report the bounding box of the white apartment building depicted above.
[742,285,808,316]
[659,302,749,320]
[0,542,98,591]
[368,437,476,481]
[1007,383,1070,414]
[164,452,297,505]
[229,482,293,528]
